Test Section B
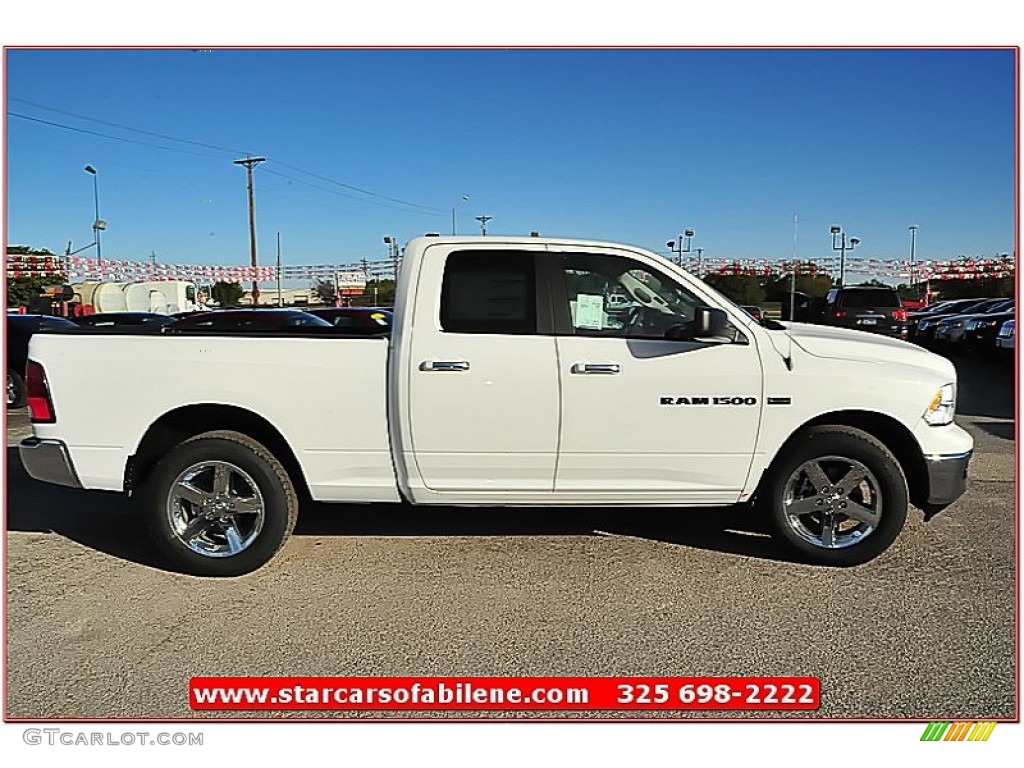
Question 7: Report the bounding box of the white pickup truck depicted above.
[20,235,972,575]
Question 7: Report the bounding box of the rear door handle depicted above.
[420,360,470,372]
[571,363,621,375]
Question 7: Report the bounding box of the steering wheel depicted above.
[623,305,648,334]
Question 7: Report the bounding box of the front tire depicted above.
[763,425,908,567]
[137,430,298,576]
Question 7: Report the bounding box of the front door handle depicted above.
[420,360,470,372]
[571,363,621,375]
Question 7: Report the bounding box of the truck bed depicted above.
[27,333,400,503]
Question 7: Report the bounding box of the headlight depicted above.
[924,383,956,426]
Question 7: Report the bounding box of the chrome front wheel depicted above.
[782,455,881,549]
[766,426,908,567]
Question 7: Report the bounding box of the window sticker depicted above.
[575,293,605,330]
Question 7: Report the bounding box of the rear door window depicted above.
[839,289,900,308]
[440,250,537,335]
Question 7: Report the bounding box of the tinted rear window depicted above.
[440,250,536,334]
[839,289,900,308]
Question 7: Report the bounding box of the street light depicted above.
[84,165,105,260]
[451,195,470,236]
[830,225,859,286]
[908,225,919,298]
[384,235,401,284]
[666,228,695,267]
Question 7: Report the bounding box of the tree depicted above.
[211,281,245,307]
[362,278,395,307]
[6,246,65,307]
[702,274,765,306]
[313,279,337,305]
[930,277,1014,300]
[763,268,834,301]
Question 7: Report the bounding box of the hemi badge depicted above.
[767,397,792,405]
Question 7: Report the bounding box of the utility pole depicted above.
[908,224,919,300]
[233,154,266,305]
[475,215,492,236]
[276,232,283,307]
[791,212,799,322]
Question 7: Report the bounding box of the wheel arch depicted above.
[757,410,929,509]
[126,404,311,501]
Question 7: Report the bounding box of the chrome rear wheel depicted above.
[166,460,266,558]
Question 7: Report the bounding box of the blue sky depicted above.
[4,48,1016,269]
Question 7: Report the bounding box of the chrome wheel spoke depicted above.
[834,466,867,494]
[213,464,232,496]
[786,496,822,518]
[842,499,880,526]
[223,519,245,555]
[229,496,263,515]
[820,515,838,548]
[181,514,212,543]
[803,462,831,491]
[174,481,207,507]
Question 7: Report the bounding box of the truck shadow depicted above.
[950,353,1015,421]
[6,447,792,572]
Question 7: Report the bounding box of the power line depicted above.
[262,167,442,216]
[10,97,445,216]
[7,112,222,158]
[270,159,444,214]
[9,96,248,155]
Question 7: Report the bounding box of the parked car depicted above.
[73,312,177,330]
[741,306,765,323]
[932,300,1014,349]
[818,286,907,337]
[778,291,817,322]
[962,307,1016,356]
[6,314,78,407]
[21,234,972,575]
[913,298,1002,347]
[165,309,332,332]
[996,319,1015,358]
[307,307,393,333]
[906,299,980,328]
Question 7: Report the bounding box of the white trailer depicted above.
[72,280,200,314]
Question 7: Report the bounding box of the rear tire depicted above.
[763,425,908,567]
[7,369,25,408]
[136,430,298,576]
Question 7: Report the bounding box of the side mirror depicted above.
[665,307,730,341]
[694,306,729,337]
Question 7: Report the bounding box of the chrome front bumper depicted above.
[19,438,82,488]
[924,450,972,508]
